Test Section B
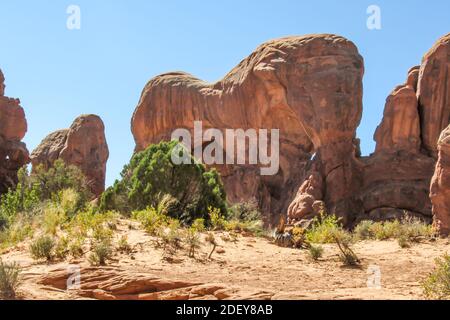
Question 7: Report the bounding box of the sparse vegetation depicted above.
[308,244,324,261]
[206,233,217,259]
[185,227,201,258]
[30,235,55,261]
[224,201,264,235]
[0,259,21,300]
[306,214,350,244]
[422,254,450,300]
[89,239,113,266]
[117,235,132,254]
[333,230,360,266]
[353,216,436,243]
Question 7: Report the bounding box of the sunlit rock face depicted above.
[31,114,109,198]
[431,125,450,236]
[131,34,364,225]
[358,33,450,226]
[0,68,29,195]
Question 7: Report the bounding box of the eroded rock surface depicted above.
[430,125,450,235]
[417,33,450,158]
[0,69,29,194]
[38,267,274,300]
[31,115,109,197]
[132,34,364,225]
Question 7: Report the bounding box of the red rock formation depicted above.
[430,125,450,235]
[360,34,450,225]
[130,33,450,227]
[38,266,274,300]
[131,34,364,224]
[417,33,450,158]
[374,67,421,153]
[0,69,29,194]
[31,115,109,197]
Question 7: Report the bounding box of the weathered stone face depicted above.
[430,125,450,235]
[31,115,109,198]
[0,69,29,195]
[0,69,5,96]
[417,33,450,158]
[131,34,364,225]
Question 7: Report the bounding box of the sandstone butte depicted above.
[131,33,450,233]
[1,33,449,234]
[30,114,109,198]
[0,69,29,195]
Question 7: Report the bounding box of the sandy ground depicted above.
[1,218,449,300]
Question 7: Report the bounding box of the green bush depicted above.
[0,161,91,250]
[100,141,227,224]
[306,214,350,244]
[422,254,450,300]
[132,207,169,236]
[30,235,55,261]
[308,244,324,261]
[209,206,227,231]
[32,160,91,202]
[0,259,21,299]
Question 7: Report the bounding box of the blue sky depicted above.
[0,0,449,186]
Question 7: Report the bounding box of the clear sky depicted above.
[0,0,449,186]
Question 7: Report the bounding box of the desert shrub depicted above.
[68,238,84,258]
[0,214,34,251]
[206,232,217,259]
[99,141,227,224]
[397,235,411,249]
[42,204,66,236]
[291,227,307,248]
[185,227,201,258]
[132,207,169,236]
[32,160,91,202]
[117,235,132,254]
[333,230,360,266]
[0,259,21,299]
[160,220,183,261]
[0,162,91,251]
[58,188,85,218]
[422,254,450,300]
[353,220,375,240]
[353,216,436,242]
[306,214,350,244]
[209,206,227,231]
[308,244,324,261]
[30,235,55,261]
[228,200,261,222]
[224,201,264,235]
[89,239,113,266]
[67,207,117,240]
[191,218,206,232]
[0,168,40,224]
[54,236,69,260]
[399,216,436,241]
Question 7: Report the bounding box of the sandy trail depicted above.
[1,219,448,300]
